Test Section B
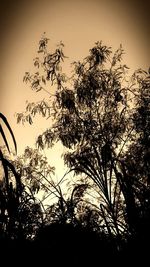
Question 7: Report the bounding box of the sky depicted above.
[0,0,149,177]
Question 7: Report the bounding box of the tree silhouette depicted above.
[15,35,150,260]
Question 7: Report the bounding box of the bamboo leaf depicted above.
[0,124,10,153]
[0,112,17,153]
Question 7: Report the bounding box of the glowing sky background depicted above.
[0,0,149,177]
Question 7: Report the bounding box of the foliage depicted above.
[16,36,150,241]
[0,111,100,241]
[0,114,43,240]
[10,147,55,195]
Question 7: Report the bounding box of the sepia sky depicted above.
[0,0,149,177]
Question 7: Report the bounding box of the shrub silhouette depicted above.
[0,113,43,245]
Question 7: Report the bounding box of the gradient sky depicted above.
[0,0,149,176]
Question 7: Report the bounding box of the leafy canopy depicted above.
[16,35,150,236]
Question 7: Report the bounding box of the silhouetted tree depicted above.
[123,69,150,243]
[16,35,150,246]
